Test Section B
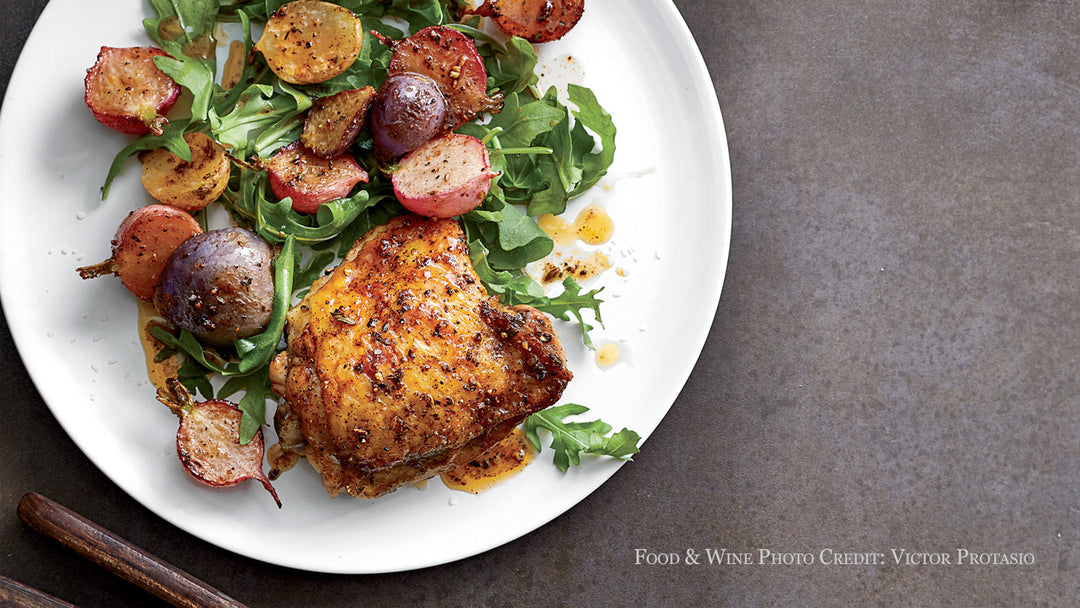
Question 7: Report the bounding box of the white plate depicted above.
[0,0,730,573]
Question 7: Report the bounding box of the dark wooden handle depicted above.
[17,492,249,608]
[0,575,78,608]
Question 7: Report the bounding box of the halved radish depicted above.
[140,132,230,211]
[76,204,202,301]
[392,133,499,218]
[264,142,369,213]
[156,379,281,507]
[254,0,364,85]
[465,0,585,43]
[301,87,376,158]
[379,26,502,129]
[84,46,181,136]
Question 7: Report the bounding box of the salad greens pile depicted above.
[107,0,640,469]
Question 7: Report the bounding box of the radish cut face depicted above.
[264,142,369,213]
[158,380,282,507]
[466,0,585,43]
[301,87,376,158]
[140,132,230,211]
[84,46,181,136]
[392,133,499,218]
[254,0,364,85]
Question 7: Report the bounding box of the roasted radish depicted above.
[76,204,202,301]
[156,379,281,508]
[392,133,499,218]
[254,0,364,85]
[301,87,376,158]
[464,0,585,43]
[153,227,275,347]
[264,142,369,213]
[381,26,502,129]
[370,73,447,161]
[84,46,181,136]
[140,132,230,211]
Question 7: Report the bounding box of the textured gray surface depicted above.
[2,0,1078,606]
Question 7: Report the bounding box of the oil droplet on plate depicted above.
[137,300,181,390]
[537,204,614,247]
[596,342,621,368]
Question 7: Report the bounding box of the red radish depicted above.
[76,204,202,301]
[378,26,502,129]
[464,0,585,43]
[156,379,281,508]
[84,46,181,136]
[392,133,499,218]
[264,142,369,213]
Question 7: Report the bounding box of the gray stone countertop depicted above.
[1,1,1076,606]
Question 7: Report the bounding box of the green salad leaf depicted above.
[525,403,642,472]
[144,0,221,123]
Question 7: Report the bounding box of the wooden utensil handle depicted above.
[0,575,78,608]
[17,492,249,608]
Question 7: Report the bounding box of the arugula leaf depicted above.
[340,0,449,30]
[227,364,275,444]
[223,170,378,245]
[144,0,221,123]
[209,82,309,158]
[234,234,294,373]
[567,84,617,196]
[525,403,642,472]
[530,276,604,349]
[481,36,540,96]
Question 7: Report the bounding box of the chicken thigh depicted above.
[270,214,571,497]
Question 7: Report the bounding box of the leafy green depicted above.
[223,169,381,245]
[458,83,616,217]
[525,404,642,472]
[481,36,540,96]
[144,0,221,123]
[234,234,295,374]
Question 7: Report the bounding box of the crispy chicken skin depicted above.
[270,215,571,497]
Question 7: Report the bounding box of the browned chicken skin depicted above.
[270,215,571,497]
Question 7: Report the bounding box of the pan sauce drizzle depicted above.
[136,300,180,390]
[537,204,613,246]
[441,427,535,493]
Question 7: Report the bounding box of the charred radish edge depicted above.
[84,46,181,136]
[263,142,370,214]
[464,0,586,43]
[157,378,282,508]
